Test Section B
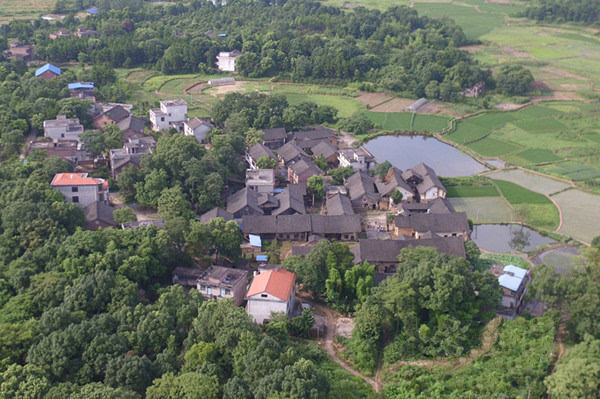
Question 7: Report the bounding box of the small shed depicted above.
[208,77,236,86]
[407,98,428,112]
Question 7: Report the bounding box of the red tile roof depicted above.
[51,173,105,187]
[247,268,296,301]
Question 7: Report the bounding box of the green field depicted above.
[444,176,500,197]
[0,0,54,23]
[449,197,515,224]
[448,102,600,191]
[366,112,451,133]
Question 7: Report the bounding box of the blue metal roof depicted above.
[87,7,98,14]
[256,255,268,262]
[68,82,95,90]
[35,63,61,77]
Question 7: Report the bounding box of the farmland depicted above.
[443,176,560,232]
[366,112,451,133]
[0,0,54,23]
[447,102,600,191]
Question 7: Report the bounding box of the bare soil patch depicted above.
[460,44,486,54]
[495,103,524,111]
[541,66,588,82]
[207,81,247,96]
[370,97,414,112]
[357,92,393,108]
[502,47,531,58]
[185,81,208,94]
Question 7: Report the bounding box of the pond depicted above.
[364,135,487,177]
[471,223,556,253]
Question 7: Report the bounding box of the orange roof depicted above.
[51,173,105,186]
[247,268,296,301]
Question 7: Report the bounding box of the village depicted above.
[29,55,529,334]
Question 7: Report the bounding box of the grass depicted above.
[448,102,600,191]
[477,253,532,270]
[449,197,515,224]
[366,112,451,133]
[493,180,560,231]
[0,0,54,23]
[443,176,500,198]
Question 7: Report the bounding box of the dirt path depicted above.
[311,302,381,392]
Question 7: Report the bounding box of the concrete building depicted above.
[149,99,188,131]
[51,173,109,208]
[246,268,296,324]
[498,265,530,319]
[246,169,276,194]
[196,266,249,306]
[43,115,84,142]
[183,118,213,143]
[338,147,375,171]
[216,50,241,72]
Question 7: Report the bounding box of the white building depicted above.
[51,173,109,208]
[498,265,530,319]
[183,118,213,143]
[216,50,241,72]
[338,147,375,171]
[245,169,275,194]
[246,268,296,324]
[149,99,188,132]
[43,115,84,142]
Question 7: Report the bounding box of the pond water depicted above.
[472,224,556,253]
[364,135,488,177]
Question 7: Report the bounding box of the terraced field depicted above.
[0,0,54,23]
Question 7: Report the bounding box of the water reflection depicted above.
[472,224,555,253]
[364,135,488,177]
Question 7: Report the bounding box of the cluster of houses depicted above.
[44,89,529,323]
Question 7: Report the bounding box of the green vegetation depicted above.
[443,176,500,197]
[494,180,560,231]
[478,253,532,270]
[521,0,600,24]
[383,317,555,399]
[0,0,54,23]
[366,111,451,133]
[448,102,600,192]
[347,247,500,372]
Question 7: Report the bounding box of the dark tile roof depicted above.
[272,187,306,216]
[199,207,233,223]
[103,105,130,123]
[248,143,276,161]
[394,212,469,233]
[289,159,323,179]
[346,171,379,202]
[311,141,338,159]
[353,237,466,263]
[227,188,264,216]
[263,127,286,142]
[311,215,361,235]
[400,198,454,215]
[375,167,414,197]
[293,126,335,142]
[277,142,308,164]
[325,193,354,216]
[118,116,146,134]
[402,163,445,196]
[242,214,361,235]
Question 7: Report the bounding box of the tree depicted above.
[245,128,264,147]
[338,113,374,135]
[329,167,354,185]
[113,207,137,224]
[256,156,276,169]
[373,161,392,179]
[307,176,325,204]
[496,65,534,96]
[146,372,220,399]
[391,190,403,204]
[545,336,600,399]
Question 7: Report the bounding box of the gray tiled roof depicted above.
[248,143,276,161]
[346,171,379,202]
[375,167,414,197]
[325,193,354,216]
[311,141,338,159]
[277,141,308,164]
[241,214,361,235]
[263,127,286,142]
[199,207,233,223]
[272,186,306,216]
[352,237,466,262]
[226,188,264,216]
[394,212,469,234]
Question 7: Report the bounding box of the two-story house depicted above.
[498,265,530,319]
[44,115,84,142]
[338,147,376,171]
[149,99,188,131]
[246,268,296,324]
[51,173,109,207]
[196,266,249,306]
[216,50,241,72]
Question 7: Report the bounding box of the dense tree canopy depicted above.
[347,247,500,372]
[521,0,600,24]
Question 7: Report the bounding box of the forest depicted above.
[521,0,600,24]
[3,0,493,100]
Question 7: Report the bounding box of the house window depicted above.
[199,284,206,292]
[261,294,268,298]
[221,288,231,296]
[160,117,165,122]
[61,133,65,138]
[72,196,79,203]
[71,186,78,192]
[207,286,212,295]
